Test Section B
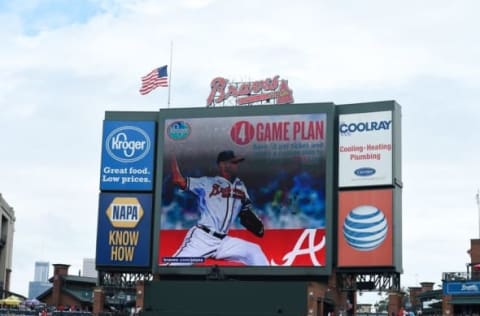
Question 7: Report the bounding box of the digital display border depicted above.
[153,103,335,276]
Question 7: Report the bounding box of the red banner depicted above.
[158,228,326,267]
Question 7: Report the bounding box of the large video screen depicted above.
[157,112,330,268]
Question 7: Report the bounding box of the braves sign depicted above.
[445,281,480,295]
[206,75,294,107]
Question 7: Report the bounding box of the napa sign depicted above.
[96,193,152,267]
[100,121,156,191]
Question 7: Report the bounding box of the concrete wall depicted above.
[0,194,15,294]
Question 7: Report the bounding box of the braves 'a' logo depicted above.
[270,229,325,266]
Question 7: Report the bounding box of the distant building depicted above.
[408,238,480,315]
[29,261,51,298]
[438,238,480,314]
[38,263,97,311]
[82,258,97,278]
[34,261,49,282]
[0,194,15,295]
[28,280,51,299]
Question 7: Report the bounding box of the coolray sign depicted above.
[96,193,152,267]
[206,75,294,107]
[100,121,155,191]
[338,111,393,187]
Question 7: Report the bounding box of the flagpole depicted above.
[168,41,173,108]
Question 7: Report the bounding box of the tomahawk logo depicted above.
[270,229,325,266]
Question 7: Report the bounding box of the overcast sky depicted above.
[1,0,480,304]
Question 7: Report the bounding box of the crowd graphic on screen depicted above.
[161,169,325,230]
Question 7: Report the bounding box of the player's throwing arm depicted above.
[171,154,187,190]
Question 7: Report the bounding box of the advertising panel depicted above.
[158,112,329,268]
[337,189,393,267]
[444,281,480,295]
[100,121,156,191]
[96,192,153,268]
[338,111,393,187]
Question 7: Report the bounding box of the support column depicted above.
[388,291,403,316]
[135,280,145,315]
[93,287,105,316]
[442,295,453,316]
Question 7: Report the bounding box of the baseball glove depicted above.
[239,203,264,237]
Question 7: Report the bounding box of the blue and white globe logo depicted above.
[343,205,388,251]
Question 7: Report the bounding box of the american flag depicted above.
[139,65,168,95]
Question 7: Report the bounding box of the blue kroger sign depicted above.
[106,126,151,163]
[100,121,155,191]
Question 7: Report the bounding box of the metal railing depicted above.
[442,271,469,281]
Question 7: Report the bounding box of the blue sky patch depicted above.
[0,0,106,36]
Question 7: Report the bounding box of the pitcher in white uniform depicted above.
[167,150,269,266]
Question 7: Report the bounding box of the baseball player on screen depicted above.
[167,150,269,266]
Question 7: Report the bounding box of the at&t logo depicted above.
[343,205,388,251]
[106,126,151,163]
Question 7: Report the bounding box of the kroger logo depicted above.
[105,126,151,163]
[167,121,191,140]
